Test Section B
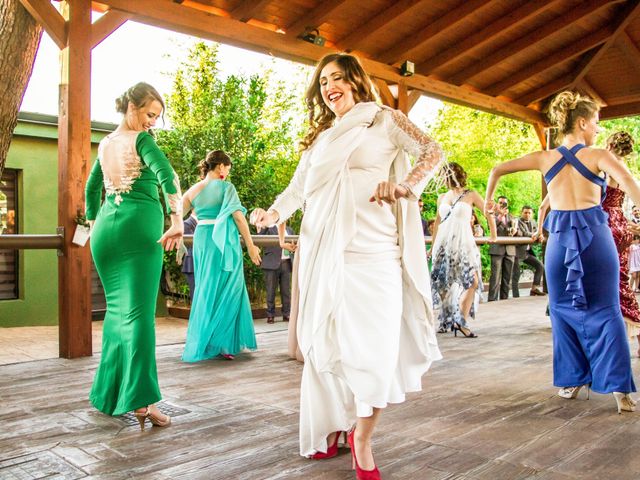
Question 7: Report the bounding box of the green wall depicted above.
[0,113,113,327]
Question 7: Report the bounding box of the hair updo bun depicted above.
[547,90,599,135]
[199,150,233,178]
[607,131,635,158]
[115,82,165,115]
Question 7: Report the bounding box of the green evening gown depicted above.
[85,130,180,416]
[182,180,257,362]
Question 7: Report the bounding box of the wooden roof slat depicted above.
[487,26,614,97]
[616,32,640,66]
[377,0,491,65]
[285,0,351,38]
[577,78,607,105]
[571,0,640,85]
[335,0,425,52]
[231,0,272,23]
[91,8,131,49]
[448,0,614,85]
[19,0,67,49]
[517,71,576,106]
[600,100,640,118]
[418,0,556,75]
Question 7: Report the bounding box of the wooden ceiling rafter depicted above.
[94,0,545,125]
[570,0,640,86]
[377,0,492,65]
[601,101,640,118]
[230,0,272,23]
[335,0,425,53]
[19,0,67,49]
[91,8,131,49]
[285,0,351,39]
[447,0,614,85]
[577,79,607,105]
[487,26,614,97]
[418,0,556,76]
[517,71,576,106]
[617,31,640,74]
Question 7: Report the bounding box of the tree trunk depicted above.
[0,0,43,176]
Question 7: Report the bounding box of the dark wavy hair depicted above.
[199,150,233,178]
[301,53,378,151]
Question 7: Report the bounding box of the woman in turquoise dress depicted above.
[181,150,261,362]
[85,82,183,429]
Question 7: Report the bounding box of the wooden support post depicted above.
[374,78,396,109]
[58,0,92,359]
[396,81,409,114]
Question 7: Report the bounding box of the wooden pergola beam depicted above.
[58,0,93,359]
[448,0,613,85]
[407,89,422,112]
[577,78,607,105]
[96,0,546,124]
[91,8,130,49]
[19,0,67,49]
[335,0,425,52]
[378,0,489,65]
[517,72,575,106]
[419,0,555,76]
[617,31,640,75]
[375,79,395,109]
[231,0,272,23]
[571,0,640,86]
[488,27,613,97]
[285,0,350,38]
[600,101,640,119]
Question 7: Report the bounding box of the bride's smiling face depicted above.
[319,61,356,118]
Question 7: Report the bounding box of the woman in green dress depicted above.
[181,150,261,362]
[85,82,183,430]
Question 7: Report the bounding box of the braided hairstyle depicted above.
[606,131,635,158]
[199,150,233,178]
[547,90,599,135]
[115,82,165,115]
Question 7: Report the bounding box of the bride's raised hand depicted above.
[250,208,279,229]
[369,181,408,206]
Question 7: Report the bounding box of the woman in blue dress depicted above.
[485,91,640,414]
[181,150,261,362]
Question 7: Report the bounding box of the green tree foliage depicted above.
[599,116,640,175]
[156,42,307,301]
[428,103,543,276]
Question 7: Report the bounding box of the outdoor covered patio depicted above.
[2,296,640,479]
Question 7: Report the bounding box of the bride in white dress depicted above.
[252,53,443,480]
[430,163,496,337]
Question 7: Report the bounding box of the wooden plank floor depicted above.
[1,296,640,479]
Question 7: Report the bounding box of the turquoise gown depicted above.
[182,180,257,362]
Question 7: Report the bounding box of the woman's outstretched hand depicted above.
[369,181,408,206]
[158,223,184,251]
[248,244,262,265]
[484,199,496,217]
[250,208,279,229]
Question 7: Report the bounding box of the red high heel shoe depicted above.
[311,431,344,460]
[347,430,381,480]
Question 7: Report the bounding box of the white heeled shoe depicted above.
[558,384,590,400]
[613,392,637,414]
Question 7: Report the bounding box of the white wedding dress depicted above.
[270,102,443,456]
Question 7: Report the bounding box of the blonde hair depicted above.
[606,131,635,158]
[547,91,599,135]
[301,53,378,151]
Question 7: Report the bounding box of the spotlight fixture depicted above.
[300,27,326,47]
[400,60,415,77]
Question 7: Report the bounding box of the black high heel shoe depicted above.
[453,322,478,338]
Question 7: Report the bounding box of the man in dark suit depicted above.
[258,223,295,324]
[488,196,517,301]
[512,205,545,297]
[181,214,198,300]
